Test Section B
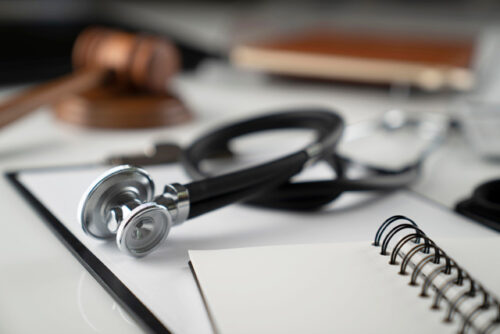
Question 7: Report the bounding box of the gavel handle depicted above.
[0,68,111,128]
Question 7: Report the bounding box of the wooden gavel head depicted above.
[72,27,181,93]
[0,26,190,129]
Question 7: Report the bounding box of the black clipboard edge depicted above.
[6,171,171,334]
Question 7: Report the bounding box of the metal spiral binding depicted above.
[374,215,500,334]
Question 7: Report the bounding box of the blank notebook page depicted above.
[189,238,500,334]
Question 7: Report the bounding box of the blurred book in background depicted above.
[232,28,476,91]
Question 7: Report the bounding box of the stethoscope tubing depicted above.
[183,109,345,217]
[181,109,423,215]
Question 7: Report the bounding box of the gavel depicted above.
[0,27,190,129]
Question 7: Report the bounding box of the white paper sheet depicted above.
[189,238,500,334]
[17,163,497,333]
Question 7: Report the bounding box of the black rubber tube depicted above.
[181,109,420,217]
[188,159,304,218]
[185,151,309,203]
[182,109,344,218]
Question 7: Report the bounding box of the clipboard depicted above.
[5,163,496,334]
[7,166,171,334]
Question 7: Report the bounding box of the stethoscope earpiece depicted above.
[78,165,189,257]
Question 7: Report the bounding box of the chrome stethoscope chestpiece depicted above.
[78,165,174,257]
[116,202,172,257]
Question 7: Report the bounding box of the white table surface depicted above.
[0,61,499,333]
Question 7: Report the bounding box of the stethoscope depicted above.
[78,108,448,257]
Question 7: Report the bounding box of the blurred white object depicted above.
[454,27,500,159]
[457,99,500,158]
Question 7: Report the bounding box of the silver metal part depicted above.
[305,143,323,165]
[116,202,172,257]
[154,183,190,225]
[78,165,155,239]
[106,143,182,166]
[79,165,191,256]
[343,109,449,164]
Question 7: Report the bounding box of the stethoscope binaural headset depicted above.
[78,109,447,257]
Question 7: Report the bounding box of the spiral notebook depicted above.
[189,217,500,334]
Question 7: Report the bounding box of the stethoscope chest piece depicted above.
[79,165,172,256]
[115,202,172,257]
